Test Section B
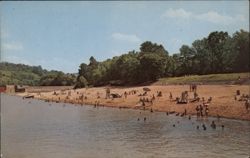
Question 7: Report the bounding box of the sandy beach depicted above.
[15,85,250,121]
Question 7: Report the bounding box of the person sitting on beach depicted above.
[207,97,212,103]
[139,97,143,102]
[79,94,84,100]
[234,95,237,100]
[169,92,173,101]
[202,97,205,103]
[105,88,110,99]
[152,94,155,101]
[193,84,197,93]
[124,91,127,98]
[97,92,100,99]
[142,100,145,106]
[157,91,162,97]
[138,92,147,96]
[149,99,153,105]
[245,99,250,111]
[205,106,209,117]
[194,92,198,99]
[176,97,180,103]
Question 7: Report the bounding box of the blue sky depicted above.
[1,1,249,73]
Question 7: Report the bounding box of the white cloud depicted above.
[162,8,246,25]
[195,11,234,24]
[112,33,141,43]
[2,42,24,51]
[163,8,192,19]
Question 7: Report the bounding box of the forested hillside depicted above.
[76,29,249,87]
[0,62,76,86]
[1,29,249,87]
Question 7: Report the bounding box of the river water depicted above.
[1,94,250,158]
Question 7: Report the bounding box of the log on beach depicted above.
[23,95,34,99]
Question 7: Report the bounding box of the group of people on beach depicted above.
[234,90,250,111]
[139,91,165,108]
[40,84,250,124]
[139,97,154,106]
[196,103,209,117]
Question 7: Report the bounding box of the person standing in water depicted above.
[211,121,216,129]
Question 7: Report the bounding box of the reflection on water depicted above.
[1,94,250,158]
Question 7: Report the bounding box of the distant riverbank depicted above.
[15,84,250,121]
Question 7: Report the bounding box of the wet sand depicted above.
[16,85,250,120]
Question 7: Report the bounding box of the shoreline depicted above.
[41,98,250,121]
[13,84,250,121]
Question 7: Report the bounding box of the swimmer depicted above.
[211,121,216,129]
[202,124,207,130]
[221,125,224,130]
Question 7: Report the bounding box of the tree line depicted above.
[76,29,249,88]
[0,62,76,86]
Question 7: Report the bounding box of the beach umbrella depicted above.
[143,87,151,91]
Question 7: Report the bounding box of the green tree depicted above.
[140,41,169,56]
[179,45,195,75]
[75,76,88,88]
[192,38,211,74]
[232,29,250,72]
[139,53,167,82]
[207,31,229,73]
[114,52,140,83]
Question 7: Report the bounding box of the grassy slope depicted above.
[156,72,250,85]
[0,70,41,86]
